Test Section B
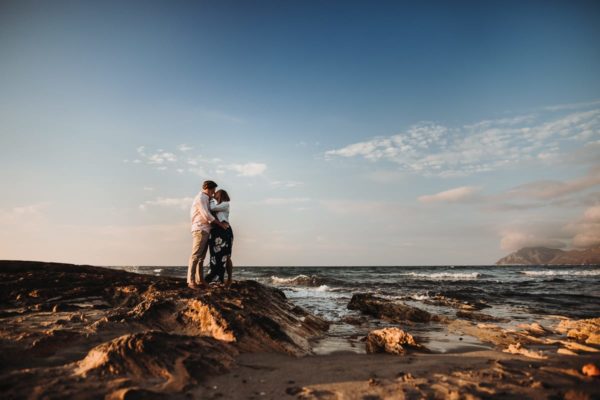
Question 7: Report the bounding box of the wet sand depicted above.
[200,350,600,400]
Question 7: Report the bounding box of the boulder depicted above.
[365,327,424,355]
[347,293,432,323]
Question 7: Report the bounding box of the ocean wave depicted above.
[520,269,600,277]
[270,274,334,287]
[405,272,482,281]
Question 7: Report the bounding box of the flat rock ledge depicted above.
[347,293,433,323]
[0,261,329,399]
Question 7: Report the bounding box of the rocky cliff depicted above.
[496,245,600,265]
[0,261,329,399]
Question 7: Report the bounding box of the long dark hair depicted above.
[215,189,230,203]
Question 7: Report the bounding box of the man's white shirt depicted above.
[190,192,215,232]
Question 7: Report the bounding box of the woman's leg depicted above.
[208,226,227,284]
[204,233,218,283]
[225,257,233,285]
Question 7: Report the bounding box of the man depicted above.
[187,180,228,289]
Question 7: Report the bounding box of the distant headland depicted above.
[496,245,600,265]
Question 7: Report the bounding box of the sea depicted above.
[116,265,600,354]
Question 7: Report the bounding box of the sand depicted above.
[198,350,600,400]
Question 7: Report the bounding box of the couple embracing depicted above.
[187,180,234,289]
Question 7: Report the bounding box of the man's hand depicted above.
[220,221,230,230]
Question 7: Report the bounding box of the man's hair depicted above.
[202,180,218,190]
[215,189,230,203]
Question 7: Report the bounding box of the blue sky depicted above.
[1,1,599,265]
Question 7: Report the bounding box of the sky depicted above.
[1,0,599,266]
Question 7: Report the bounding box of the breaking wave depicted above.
[520,269,600,277]
[270,274,341,287]
[405,272,482,281]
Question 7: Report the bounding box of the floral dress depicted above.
[205,200,233,283]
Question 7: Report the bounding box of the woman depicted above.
[205,189,234,285]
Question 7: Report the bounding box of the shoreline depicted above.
[1,260,599,399]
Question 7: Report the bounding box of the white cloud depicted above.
[584,205,600,221]
[499,204,600,251]
[542,99,600,112]
[505,164,600,200]
[136,146,177,165]
[263,197,311,205]
[227,162,267,177]
[270,180,304,188]
[131,146,266,179]
[364,170,407,183]
[325,107,600,177]
[0,202,50,233]
[418,186,482,204]
[499,230,567,251]
[566,205,600,248]
[0,202,49,221]
[139,197,193,211]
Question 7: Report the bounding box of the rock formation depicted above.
[347,293,432,323]
[556,317,600,345]
[0,261,329,399]
[365,327,425,355]
[496,245,600,265]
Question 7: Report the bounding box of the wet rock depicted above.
[423,295,488,311]
[341,315,368,325]
[365,327,425,355]
[456,310,509,323]
[347,294,432,323]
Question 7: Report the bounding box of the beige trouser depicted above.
[187,230,210,284]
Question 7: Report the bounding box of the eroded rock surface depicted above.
[365,327,425,355]
[347,293,432,323]
[0,261,329,399]
[556,317,600,345]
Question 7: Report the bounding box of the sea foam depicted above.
[405,272,482,281]
[520,269,600,277]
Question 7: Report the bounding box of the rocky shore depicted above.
[1,260,599,399]
[0,261,328,399]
